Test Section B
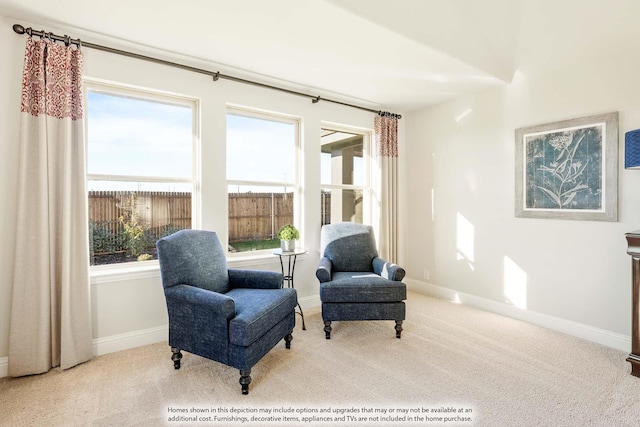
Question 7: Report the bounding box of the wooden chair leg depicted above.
[285,333,293,349]
[239,369,252,395]
[324,321,332,339]
[395,320,403,339]
[171,347,182,369]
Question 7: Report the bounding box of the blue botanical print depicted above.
[525,125,603,210]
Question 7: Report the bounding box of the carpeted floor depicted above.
[2,291,640,426]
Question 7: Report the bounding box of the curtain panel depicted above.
[374,114,399,263]
[9,37,92,376]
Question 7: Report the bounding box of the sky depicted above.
[87,91,193,191]
[87,90,361,193]
[226,113,295,186]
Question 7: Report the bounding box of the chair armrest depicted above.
[316,257,333,283]
[164,284,236,319]
[228,269,283,289]
[372,257,406,281]
[164,285,235,356]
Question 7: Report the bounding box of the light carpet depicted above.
[1,290,640,426]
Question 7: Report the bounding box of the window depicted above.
[86,82,198,266]
[226,108,299,253]
[321,126,371,225]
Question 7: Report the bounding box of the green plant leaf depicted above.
[277,224,299,240]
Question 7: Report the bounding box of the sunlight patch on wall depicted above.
[456,108,473,123]
[456,212,475,270]
[465,169,478,194]
[503,256,527,309]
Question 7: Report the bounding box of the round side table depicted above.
[272,248,307,330]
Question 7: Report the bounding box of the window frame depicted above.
[84,79,201,272]
[226,105,301,256]
[320,123,373,226]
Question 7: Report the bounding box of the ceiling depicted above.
[2,0,639,113]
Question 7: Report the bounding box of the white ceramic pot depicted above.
[281,239,295,252]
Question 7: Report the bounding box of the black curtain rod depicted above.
[12,23,401,120]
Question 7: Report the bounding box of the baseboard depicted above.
[299,293,321,310]
[0,357,7,378]
[406,278,631,353]
[92,325,168,357]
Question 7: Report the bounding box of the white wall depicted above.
[0,15,380,367]
[403,36,640,347]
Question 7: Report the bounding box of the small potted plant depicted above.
[277,224,299,252]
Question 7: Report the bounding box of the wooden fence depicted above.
[89,191,338,265]
[89,190,191,233]
[228,192,294,242]
[89,191,191,259]
[89,191,320,257]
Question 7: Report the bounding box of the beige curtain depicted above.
[9,37,92,376]
[374,113,399,263]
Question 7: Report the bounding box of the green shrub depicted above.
[277,224,299,240]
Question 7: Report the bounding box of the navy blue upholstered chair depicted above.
[156,230,297,395]
[316,222,407,339]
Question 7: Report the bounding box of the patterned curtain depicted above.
[374,113,399,263]
[9,37,92,376]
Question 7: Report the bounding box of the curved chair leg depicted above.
[239,369,252,395]
[324,321,332,339]
[171,347,182,369]
[395,320,403,339]
[285,333,293,349]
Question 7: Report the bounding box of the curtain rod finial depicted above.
[13,24,25,34]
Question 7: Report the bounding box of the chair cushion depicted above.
[320,272,406,303]
[157,230,230,293]
[227,288,297,347]
[321,223,378,272]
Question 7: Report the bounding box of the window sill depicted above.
[89,252,293,284]
[227,251,283,268]
[228,250,310,268]
[90,261,160,284]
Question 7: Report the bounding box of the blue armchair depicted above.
[156,230,297,394]
[316,222,407,339]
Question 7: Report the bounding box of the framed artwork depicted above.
[515,112,618,221]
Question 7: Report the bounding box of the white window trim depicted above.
[84,78,201,275]
[226,105,302,257]
[320,122,374,226]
